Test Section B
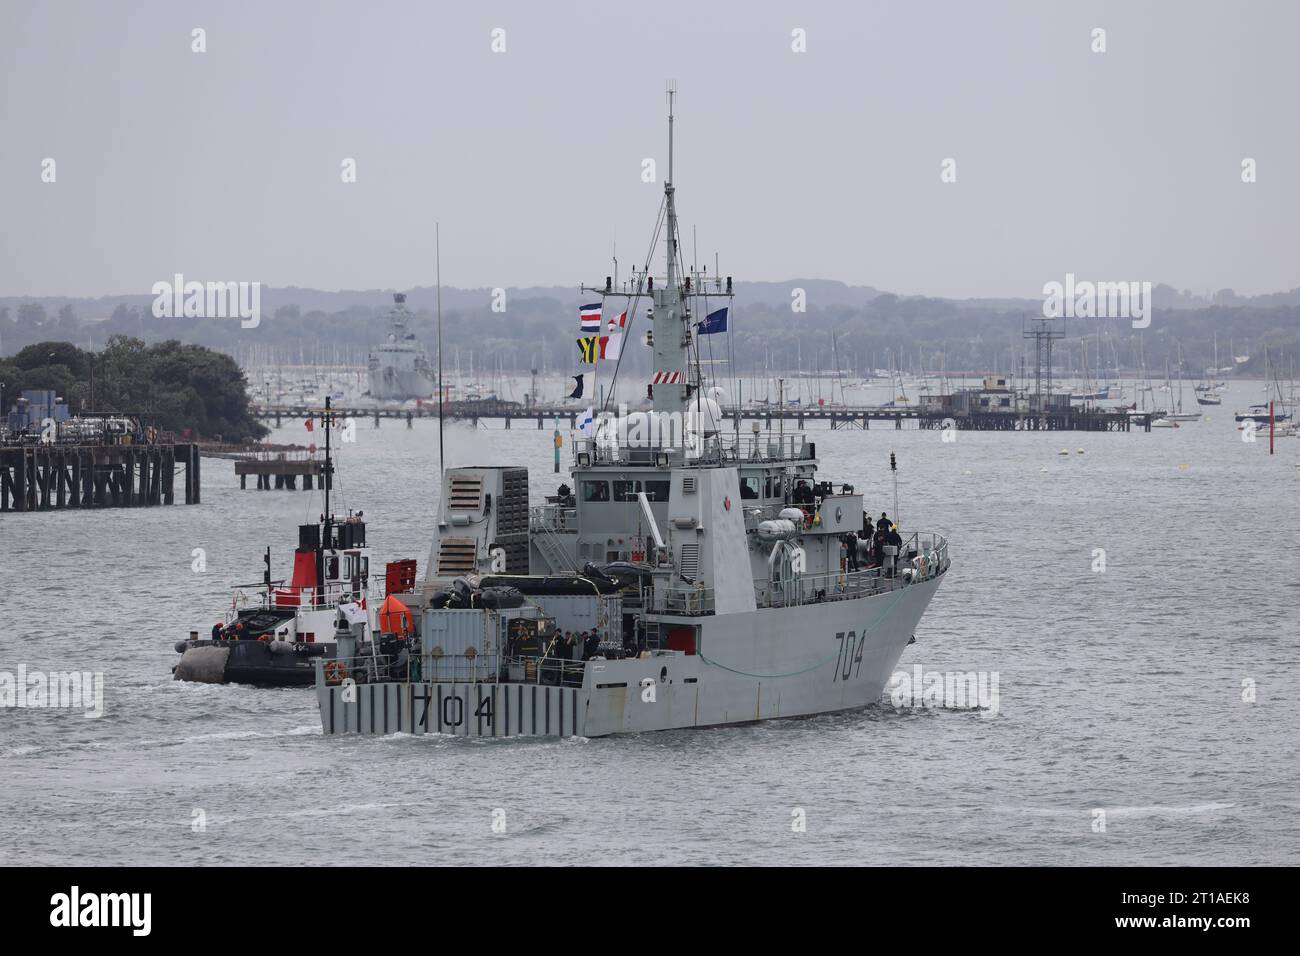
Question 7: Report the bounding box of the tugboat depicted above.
[367,293,435,400]
[174,398,419,686]
[313,88,951,737]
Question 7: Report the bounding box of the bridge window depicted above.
[643,480,670,502]
[582,480,610,502]
[740,476,760,500]
[613,480,639,502]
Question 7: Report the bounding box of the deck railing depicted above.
[230,578,386,621]
[316,650,599,689]
[643,532,950,614]
[531,504,578,534]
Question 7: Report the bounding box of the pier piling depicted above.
[0,442,198,512]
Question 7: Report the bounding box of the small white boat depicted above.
[1151,417,1179,428]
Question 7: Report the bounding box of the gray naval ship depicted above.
[367,293,435,400]
[315,93,950,738]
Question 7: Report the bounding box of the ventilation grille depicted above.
[448,475,484,511]
[436,537,477,575]
[497,467,529,535]
[678,543,700,579]
[682,476,697,494]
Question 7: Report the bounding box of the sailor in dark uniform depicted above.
[792,480,815,506]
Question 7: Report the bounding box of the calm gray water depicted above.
[3,383,1298,865]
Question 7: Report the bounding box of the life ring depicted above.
[324,660,349,684]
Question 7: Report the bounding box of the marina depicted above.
[250,398,1153,431]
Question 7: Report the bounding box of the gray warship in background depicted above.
[315,91,950,738]
[366,293,435,400]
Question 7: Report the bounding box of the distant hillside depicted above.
[2,281,1299,380]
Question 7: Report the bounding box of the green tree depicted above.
[14,341,91,377]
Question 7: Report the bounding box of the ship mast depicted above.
[652,81,687,425]
[582,85,732,445]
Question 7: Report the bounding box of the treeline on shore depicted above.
[0,336,269,443]
[2,294,1299,381]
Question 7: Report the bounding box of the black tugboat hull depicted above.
[173,640,333,688]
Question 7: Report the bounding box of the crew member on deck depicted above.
[211,622,223,641]
[877,512,891,533]
[885,524,904,577]
[792,480,814,506]
[842,532,860,572]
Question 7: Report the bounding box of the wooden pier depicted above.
[252,401,1147,432]
[233,455,331,490]
[0,442,201,512]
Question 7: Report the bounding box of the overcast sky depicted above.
[2,0,1296,300]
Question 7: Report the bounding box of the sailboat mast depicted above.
[324,394,332,519]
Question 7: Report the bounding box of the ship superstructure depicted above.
[367,293,435,400]
[315,90,949,737]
